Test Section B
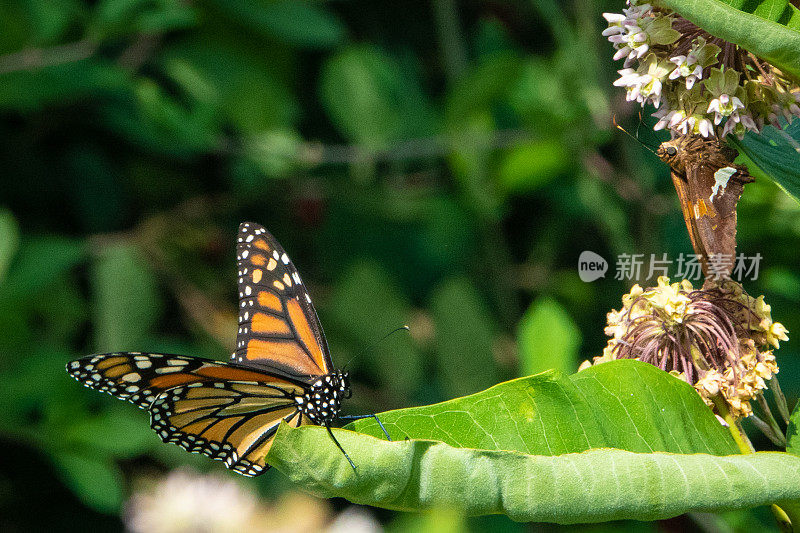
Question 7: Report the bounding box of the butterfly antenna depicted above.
[613,114,658,156]
[636,109,644,138]
[326,424,357,472]
[342,325,410,371]
[339,413,392,440]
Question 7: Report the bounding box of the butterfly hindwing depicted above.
[150,380,306,477]
[234,222,332,377]
[67,352,311,476]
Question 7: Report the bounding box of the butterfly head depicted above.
[298,370,351,425]
[656,138,685,171]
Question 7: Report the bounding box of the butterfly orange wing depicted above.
[232,222,332,378]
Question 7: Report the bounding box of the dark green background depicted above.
[0,0,797,531]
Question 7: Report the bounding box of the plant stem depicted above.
[712,393,794,532]
[769,376,791,424]
[749,414,786,447]
[756,393,787,446]
[711,393,753,454]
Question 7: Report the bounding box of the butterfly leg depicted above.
[326,424,357,472]
[339,414,392,441]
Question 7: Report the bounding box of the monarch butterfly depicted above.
[67,222,386,476]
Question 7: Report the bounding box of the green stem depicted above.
[750,414,787,447]
[756,393,787,446]
[712,393,794,532]
[770,375,791,424]
[712,393,753,454]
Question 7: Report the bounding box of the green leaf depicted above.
[210,0,346,48]
[0,349,76,429]
[22,0,82,43]
[788,399,800,457]
[497,139,569,195]
[0,60,128,112]
[92,0,196,38]
[349,361,736,454]
[518,297,580,376]
[729,119,800,204]
[0,236,86,301]
[134,5,198,34]
[429,277,500,398]
[242,129,304,178]
[160,38,300,134]
[91,243,160,351]
[51,452,124,513]
[657,0,800,81]
[508,57,587,130]
[267,426,800,522]
[267,361,797,521]
[320,45,435,146]
[0,208,20,283]
[703,67,740,97]
[444,53,524,128]
[762,267,800,300]
[131,77,220,152]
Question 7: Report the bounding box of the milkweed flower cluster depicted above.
[125,468,332,533]
[580,277,787,419]
[603,1,800,139]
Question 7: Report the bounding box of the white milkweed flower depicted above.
[669,54,702,89]
[708,94,745,124]
[603,0,800,139]
[124,469,334,533]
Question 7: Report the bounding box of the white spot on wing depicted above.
[710,167,736,202]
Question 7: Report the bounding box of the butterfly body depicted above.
[296,370,350,425]
[656,135,753,279]
[67,222,361,476]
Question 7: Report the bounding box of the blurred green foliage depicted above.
[0,0,797,531]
